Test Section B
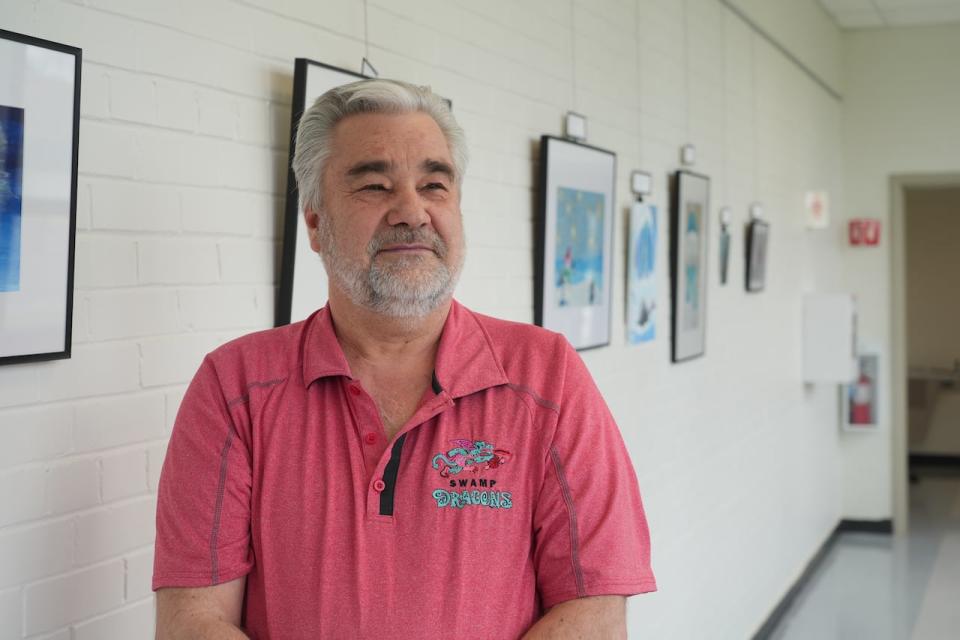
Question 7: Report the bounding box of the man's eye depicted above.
[423,183,447,191]
[361,184,387,191]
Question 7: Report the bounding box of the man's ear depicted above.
[303,208,323,254]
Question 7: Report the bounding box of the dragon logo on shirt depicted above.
[430,439,513,510]
[431,439,511,478]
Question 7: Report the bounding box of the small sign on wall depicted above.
[805,191,830,229]
[848,218,881,246]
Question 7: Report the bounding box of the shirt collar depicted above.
[433,300,509,399]
[301,305,353,386]
[301,300,508,397]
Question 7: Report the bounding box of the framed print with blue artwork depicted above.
[0,30,80,366]
[535,136,615,350]
[627,201,657,344]
[670,170,710,363]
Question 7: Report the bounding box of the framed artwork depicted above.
[276,59,367,327]
[746,219,769,292]
[0,30,80,366]
[719,227,731,285]
[669,170,710,362]
[535,136,616,351]
[843,353,880,431]
[627,201,657,344]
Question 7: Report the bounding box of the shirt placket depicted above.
[343,378,389,481]
[341,378,455,522]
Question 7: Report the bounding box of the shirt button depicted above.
[349,386,362,396]
[364,433,377,445]
[373,479,386,492]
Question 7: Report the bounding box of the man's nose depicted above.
[386,182,430,227]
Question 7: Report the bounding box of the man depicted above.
[153,79,656,639]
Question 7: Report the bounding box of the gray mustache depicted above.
[369,228,447,257]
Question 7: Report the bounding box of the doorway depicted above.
[890,175,960,535]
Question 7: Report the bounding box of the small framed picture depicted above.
[627,202,657,344]
[842,353,880,431]
[670,170,710,362]
[719,227,731,285]
[0,29,81,366]
[535,136,616,350]
[746,219,769,292]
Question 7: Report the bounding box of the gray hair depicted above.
[291,78,468,213]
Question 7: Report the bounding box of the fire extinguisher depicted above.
[850,372,873,424]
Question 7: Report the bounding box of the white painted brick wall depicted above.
[155,79,199,132]
[138,238,220,284]
[89,180,181,232]
[0,588,19,640]
[0,520,74,590]
[178,286,261,330]
[75,498,157,566]
[0,468,45,528]
[74,392,166,452]
[100,449,149,503]
[73,598,155,640]
[45,458,100,516]
[140,334,222,387]
[78,121,138,179]
[0,0,851,637]
[124,547,156,602]
[39,343,142,403]
[73,235,139,288]
[24,561,125,635]
[0,405,73,467]
[110,70,157,125]
[87,290,180,341]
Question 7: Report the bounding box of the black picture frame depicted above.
[669,170,710,363]
[535,135,616,351]
[0,29,80,366]
[746,219,770,292]
[276,58,367,328]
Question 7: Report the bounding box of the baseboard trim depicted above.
[836,518,894,534]
[910,453,960,468]
[751,519,892,639]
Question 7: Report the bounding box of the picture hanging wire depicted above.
[362,0,370,61]
[568,0,577,112]
[361,57,379,78]
[360,0,378,78]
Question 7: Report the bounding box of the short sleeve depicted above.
[532,341,657,609]
[153,355,253,589]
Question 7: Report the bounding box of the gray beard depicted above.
[317,215,463,319]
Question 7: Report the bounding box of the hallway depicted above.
[768,468,960,639]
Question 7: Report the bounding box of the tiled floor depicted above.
[768,467,960,640]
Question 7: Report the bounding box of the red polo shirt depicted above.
[153,300,656,639]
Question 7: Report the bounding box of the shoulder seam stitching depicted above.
[504,383,560,414]
[209,429,235,585]
[550,444,586,598]
[226,376,288,407]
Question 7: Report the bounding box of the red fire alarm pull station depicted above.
[848,218,881,246]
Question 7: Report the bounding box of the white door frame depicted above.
[889,173,960,535]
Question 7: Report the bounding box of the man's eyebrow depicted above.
[345,160,391,177]
[422,159,455,179]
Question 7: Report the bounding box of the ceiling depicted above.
[819,0,960,28]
